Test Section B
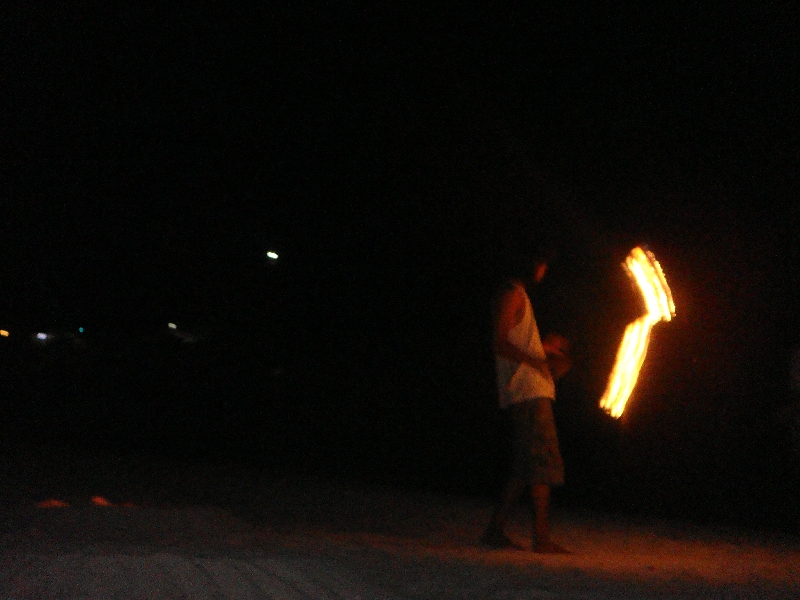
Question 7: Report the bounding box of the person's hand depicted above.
[546,353,572,380]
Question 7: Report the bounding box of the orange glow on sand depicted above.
[599,247,675,418]
[37,499,69,508]
[35,497,137,508]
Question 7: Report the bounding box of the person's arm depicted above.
[493,286,551,377]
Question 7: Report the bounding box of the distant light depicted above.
[78,327,84,333]
[266,251,279,260]
[168,323,177,329]
[36,333,48,340]
[0,330,8,337]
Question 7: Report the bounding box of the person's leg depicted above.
[531,483,550,544]
[482,476,526,546]
[529,399,569,553]
[530,482,562,552]
[482,402,531,548]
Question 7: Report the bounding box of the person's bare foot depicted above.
[531,540,571,554]
[480,527,525,550]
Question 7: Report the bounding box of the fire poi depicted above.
[599,246,675,418]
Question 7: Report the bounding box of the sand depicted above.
[1,448,798,599]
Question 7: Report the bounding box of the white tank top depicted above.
[495,282,555,408]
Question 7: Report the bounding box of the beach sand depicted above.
[1,447,798,599]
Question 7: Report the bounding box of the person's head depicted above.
[504,244,558,287]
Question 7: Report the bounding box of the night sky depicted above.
[3,4,800,529]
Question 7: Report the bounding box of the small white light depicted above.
[168,323,177,329]
[36,333,48,340]
[266,251,279,260]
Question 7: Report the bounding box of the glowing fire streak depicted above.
[599,247,675,418]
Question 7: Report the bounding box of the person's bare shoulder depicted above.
[497,284,526,321]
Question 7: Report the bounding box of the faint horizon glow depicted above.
[168,323,177,329]
[599,247,676,419]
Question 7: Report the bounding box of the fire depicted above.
[599,247,675,418]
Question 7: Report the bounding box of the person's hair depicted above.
[530,244,558,267]
[501,243,558,283]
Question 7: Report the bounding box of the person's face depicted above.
[533,261,548,284]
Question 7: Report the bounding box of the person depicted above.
[481,250,569,553]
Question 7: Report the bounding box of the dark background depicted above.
[3,3,799,532]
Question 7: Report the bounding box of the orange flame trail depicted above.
[599,247,675,418]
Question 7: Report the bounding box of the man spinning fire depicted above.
[482,247,571,553]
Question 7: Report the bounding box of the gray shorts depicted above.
[509,397,564,486]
